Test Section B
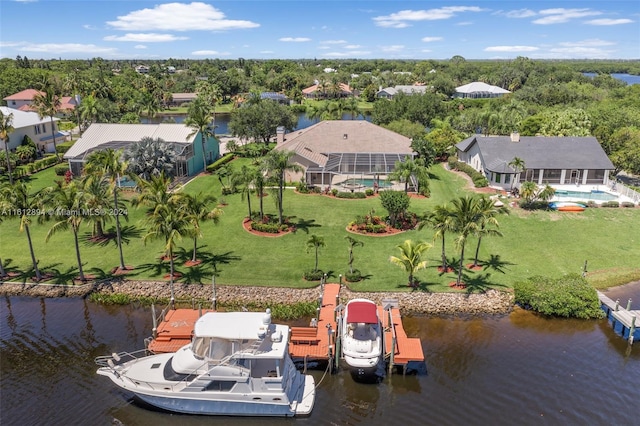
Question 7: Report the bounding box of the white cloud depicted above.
[104,33,188,42]
[548,46,612,58]
[19,43,117,54]
[345,45,363,49]
[279,37,311,42]
[586,18,634,26]
[322,51,370,58]
[320,40,347,45]
[134,45,147,49]
[485,45,540,52]
[558,39,615,47]
[421,37,443,43]
[533,8,601,25]
[107,2,259,31]
[14,0,38,3]
[380,45,404,53]
[260,50,274,54]
[83,24,97,30]
[503,9,536,18]
[373,6,483,28]
[192,50,220,55]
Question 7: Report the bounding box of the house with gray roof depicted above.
[63,123,219,177]
[376,85,430,99]
[0,106,65,154]
[273,120,414,188]
[455,133,615,190]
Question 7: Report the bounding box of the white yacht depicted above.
[96,309,315,417]
[341,299,384,379]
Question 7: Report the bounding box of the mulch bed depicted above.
[448,281,467,290]
[242,218,294,237]
[346,225,406,237]
[466,264,483,271]
[184,260,202,267]
[438,266,455,273]
[111,266,135,276]
[163,272,183,279]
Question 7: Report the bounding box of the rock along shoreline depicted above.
[0,278,514,316]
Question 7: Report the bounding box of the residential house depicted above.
[302,82,353,99]
[170,93,198,106]
[135,65,149,74]
[455,133,615,190]
[454,82,511,99]
[2,89,78,116]
[376,85,430,99]
[63,123,219,177]
[0,106,64,154]
[273,120,414,188]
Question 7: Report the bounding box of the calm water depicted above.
[1,283,639,426]
[583,72,640,85]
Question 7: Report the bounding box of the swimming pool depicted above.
[117,176,137,188]
[554,189,617,201]
[338,178,392,188]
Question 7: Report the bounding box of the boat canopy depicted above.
[194,311,271,340]
[346,301,378,324]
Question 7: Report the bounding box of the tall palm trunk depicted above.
[113,190,125,270]
[49,117,60,161]
[72,227,85,281]
[440,233,448,270]
[246,188,252,219]
[192,237,198,262]
[473,235,483,267]
[3,144,13,185]
[201,134,207,172]
[25,225,42,281]
[457,244,466,286]
[278,172,284,225]
[0,257,6,278]
[168,247,175,307]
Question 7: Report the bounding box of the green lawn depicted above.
[1,162,639,291]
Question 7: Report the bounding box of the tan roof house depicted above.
[273,120,414,189]
[3,89,78,116]
[302,82,353,99]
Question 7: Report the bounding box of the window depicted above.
[495,173,501,183]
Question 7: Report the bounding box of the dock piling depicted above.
[626,298,632,311]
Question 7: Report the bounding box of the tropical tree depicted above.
[306,234,326,272]
[237,164,258,219]
[32,86,61,160]
[130,172,173,214]
[508,157,525,190]
[519,182,556,206]
[78,94,100,131]
[80,174,112,239]
[180,192,222,263]
[389,239,432,287]
[44,181,88,282]
[185,97,214,172]
[345,236,364,274]
[0,181,44,280]
[378,190,411,228]
[0,110,15,185]
[262,150,302,225]
[419,203,455,272]
[389,157,415,193]
[449,196,482,287]
[123,137,176,180]
[83,148,130,271]
[471,197,509,267]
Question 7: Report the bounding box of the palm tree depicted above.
[262,150,302,225]
[345,236,364,274]
[471,197,508,267]
[44,181,88,282]
[185,98,215,173]
[343,97,360,120]
[180,192,222,263]
[306,234,326,272]
[389,157,416,193]
[0,110,15,185]
[508,157,525,190]
[84,148,130,271]
[238,164,256,219]
[79,94,100,131]
[32,87,61,160]
[141,200,190,303]
[389,239,432,287]
[80,174,112,239]
[0,181,44,280]
[449,196,482,287]
[130,172,173,214]
[123,137,176,180]
[419,204,455,272]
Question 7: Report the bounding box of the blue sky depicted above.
[1,1,638,60]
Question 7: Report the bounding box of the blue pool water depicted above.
[338,178,392,188]
[117,176,137,188]
[554,189,617,201]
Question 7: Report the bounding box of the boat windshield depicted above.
[192,337,233,360]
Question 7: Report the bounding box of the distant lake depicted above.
[583,72,640,85]
[143,112,372,136]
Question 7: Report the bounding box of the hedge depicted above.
[449,159,488,188]
[206,153,235,172]
[336,191,367,199]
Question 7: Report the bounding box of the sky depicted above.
[1,1,639,60]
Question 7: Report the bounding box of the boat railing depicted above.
[94,349,149,368]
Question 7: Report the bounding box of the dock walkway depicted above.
[597,291,638,344]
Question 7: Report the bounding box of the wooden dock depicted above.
[145,283,426,373]
[597,291,638,344]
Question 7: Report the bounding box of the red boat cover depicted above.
[346,301,378,324]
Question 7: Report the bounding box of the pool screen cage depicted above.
[305,152,414,188]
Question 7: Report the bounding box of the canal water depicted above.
[1,283,638,426]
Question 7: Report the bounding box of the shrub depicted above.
[54,164,69,176]
[331,188,338,196]
[621,202,635,208]
[365,188,374,196]
[250,221,282,233]
[303,269,324,281]
[450,159,488,188]
[586,201,598,208]
[56,140,75,154]
[206,153,235,172]
[336,191,366,199]
[601,201,619,208]
[345,270,362,282]
[514,274,604,319]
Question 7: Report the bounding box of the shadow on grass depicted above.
[461,271,509,294]
[80,225,142,247]
[290,217,322,234]
[479,254,515,274]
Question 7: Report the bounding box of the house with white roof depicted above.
[455,133,615,190]
[0,106,64,154]
[376,85,430,99]
[63,123,219,177]
[454,82,511,99]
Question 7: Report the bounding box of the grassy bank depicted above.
[1,162,639,291]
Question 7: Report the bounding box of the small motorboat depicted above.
[96,309,315,417]
[341,299,384,380]
[549,201,586,212]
